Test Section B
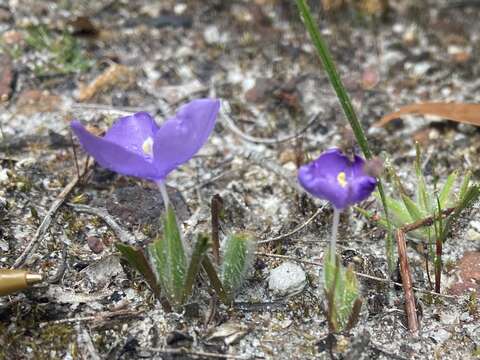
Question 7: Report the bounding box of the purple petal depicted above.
[298,162,349,209]
[297,148,377,209]
[348,176,377,204]
[306,148,351,178]
[104,112,160,159]
[153,98,220,179]
[71,120,160,180]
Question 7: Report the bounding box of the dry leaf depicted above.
[374,103,480,127]
[207,322,250,345]
[77,64,135,102]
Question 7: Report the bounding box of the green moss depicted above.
[0,305,75,360]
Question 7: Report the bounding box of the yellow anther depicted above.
[337,171,347,187]
[142,137,154,156]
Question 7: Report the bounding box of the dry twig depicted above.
[258,207,324,244]
[222,105,320,144]
[142,347,255,360]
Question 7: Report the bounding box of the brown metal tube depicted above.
[0,269,43,296]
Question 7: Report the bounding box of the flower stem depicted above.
[295,0,395,273]
[331,208,340,263]
[156,180,170,211]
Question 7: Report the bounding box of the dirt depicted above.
[0,1,479,359]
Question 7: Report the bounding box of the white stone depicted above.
[428,328,451,344]
[268,262,306,297]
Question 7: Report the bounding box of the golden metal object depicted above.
[0,269,43,296]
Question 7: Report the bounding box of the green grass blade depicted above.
[415,143,431,213]
[441,185,480,243]
[401,194,423,222]
[202,256,229,305]
[182,234,210,303]
[295,0,395,272]
[116,242,171,312]
[439,171,458,209]
[295,0,370,157]
[458,170,471,201]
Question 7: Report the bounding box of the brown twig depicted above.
[401,207,455,233]
[12,160,91,269]
[435,237,442,294]
[395,229,418,334]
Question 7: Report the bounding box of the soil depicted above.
[0,1,479,359]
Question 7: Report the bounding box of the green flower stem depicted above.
[157,180,170,210]
[295,0,395,272]
[330,208,340,263]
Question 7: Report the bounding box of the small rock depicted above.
[80,255,124,289]
[87,236,104,254]
[441,311,459,325]
[361,66,379,90]
[0,239,8,252]
[268,262,307,297]
[428,328,451,344]
[0,167,9,184]
[203,25,227,44]
[466,228,480,242]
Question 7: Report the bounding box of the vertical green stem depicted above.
[295,0,395,272]
[156,180,170,211]
[330,208,340,263]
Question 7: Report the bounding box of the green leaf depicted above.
[458,170,472,202]
[148,207,187,304]
[202,256,229,305]
[116,242,171,312]
[401,194,423,222]
[221,233,255,299]
[182,234,210,303]
[375,192,411,226]
[415,143,431,213]
[441,184,480,243]
[439,170,458,209]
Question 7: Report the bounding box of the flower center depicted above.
[142,137,154,156]
[337,171,347,188]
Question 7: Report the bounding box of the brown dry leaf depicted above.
[77,63,135,102]
[374,103,480,127]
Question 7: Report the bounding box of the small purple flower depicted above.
[298,148,376,209]
[71,99,220,181]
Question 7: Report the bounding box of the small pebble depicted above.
[87,236,104,254]
[268,261,306,297]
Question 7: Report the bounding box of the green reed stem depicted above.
[295,0,395,272]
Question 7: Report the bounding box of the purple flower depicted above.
[298,148,376,209]
[71,99,220,181]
